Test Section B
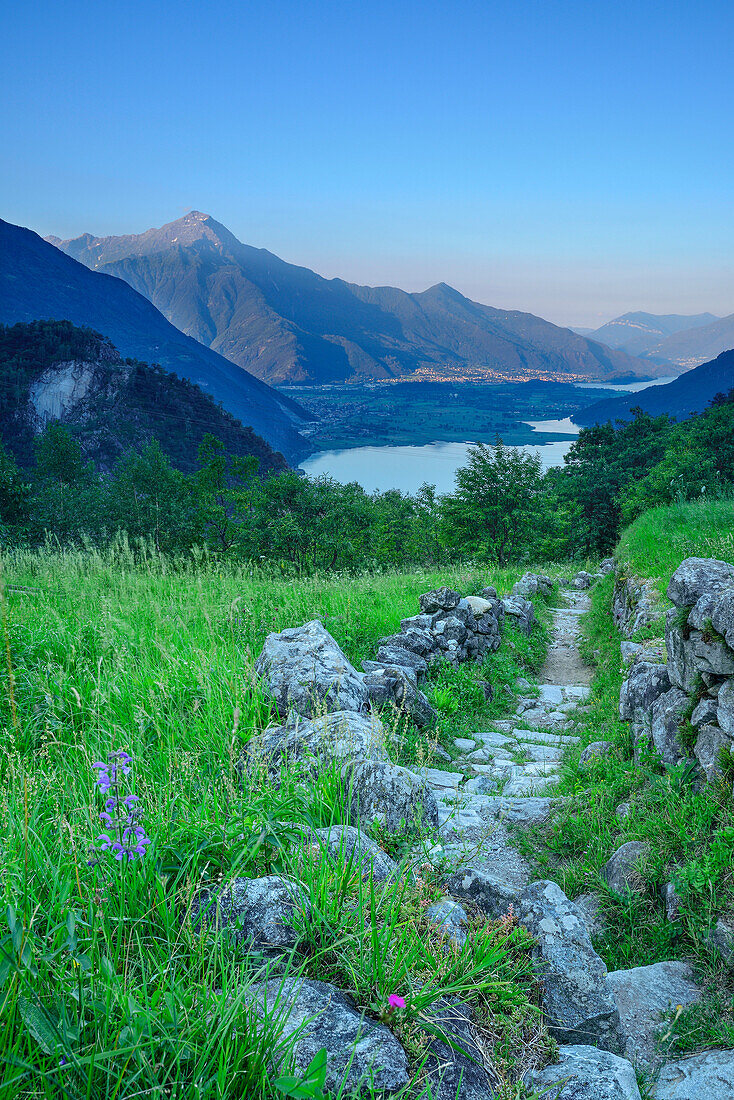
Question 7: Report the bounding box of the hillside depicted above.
[653,311,734,369]
[49,211,665,386]
[587,311,719,360]
[0,320,288,474]
[573,348,734,426]
[0,219,312,462]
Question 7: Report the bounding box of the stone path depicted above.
[415,588,593,886]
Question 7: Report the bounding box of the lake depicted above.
[299,417,581,494]
[298,377,675,495]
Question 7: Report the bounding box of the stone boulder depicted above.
[523,1045,641,1099]
[306,825,399,883]
[706,915,734,965]
[619,662,671,721]
[711,586,734,650]
[245,711,387,776]
[246,977,409,1096]
[573,571,595,589]
[517,880,623,1051]
[601,842,649,896]
[478,585,498,600]
[691,695,719,727]
[667,611,734,691]
[694,723,733,782]
[501,595,536,635]
[513,572,554,598]
[343,759,439,833]
[574,893,607,939]
[419,587,462,615]
[651,687,690,765]
[600,558,616,575]
[373,644,428,675]
[607,961,701,1068]
[362,666,437,728]
[190,875,304,953]
[378,626,435,657]
[654,1049,734,1097]
[446,867,521,918]
[667,557,734,609]
[421,999,495,1100]
[717,678,734,735]
[579,741,616,769]
[255,620,367,718]
[425,898,468,948]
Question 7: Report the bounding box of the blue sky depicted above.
[3,0,733,326]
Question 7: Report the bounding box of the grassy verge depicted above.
[0,547,556,1098]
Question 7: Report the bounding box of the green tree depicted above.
[106,441,197,552]
[193,434,260,553]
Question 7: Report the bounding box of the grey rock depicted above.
[661,882,683,922]
[706,915,734,965]
[573,571,595,589]
[516,676,533,691]
[602,842,649,895]
[399,612,435,633]
[694,723,734,782]
[246,710,387,776]
[422,999,495,1100]
[711,587,734,650]
[463,774,499,794]
[600,558,616,575]
[374,644,428,674]
[524,1045,641,1099]
[688,590,726,631]
[613,575,660,637]
[255,620,367,718]
[343,759,439,832]
[607,961,701,1068]
[433,615,467,646]
[574,893,607,939]
[717,678,734,736]
[691,695,719,727]
[363,667,437,727]
[378,626,435,657]
[621,640,643,666]
[502,594,536,635]
[619,662,671,721]
[615,802,631,821]
[425,898,469,947]
[579,741,616,768]
[651,687,690,765]
[419,587,462,614]
[446,867,521,918]
[190,875,304,953]
[362,659,417,685]
[517,880,623,1051]
[654,1048,734,1098]
[667,557,734,609]
[513,572,554,598]
[665,612,699,694]
[478,585,498,600]
[454,737,476,752]
[308,825,399,883]
[247,977,409,1096]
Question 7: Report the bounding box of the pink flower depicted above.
[388,994,406,1009]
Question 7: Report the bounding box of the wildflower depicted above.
[91,750,151,863]
[387,994,406,1010]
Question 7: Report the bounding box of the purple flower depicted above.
[91,750,152,864]
[388,994,406,1009]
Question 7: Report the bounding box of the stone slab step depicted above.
[503,775,561,797]
[513,728,580,745]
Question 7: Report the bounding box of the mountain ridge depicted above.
[1,219,312,461]
[49,212,669,386]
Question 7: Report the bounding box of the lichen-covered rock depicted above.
[378,627,435,656]
[665,610,699,693]
[706,915,734,965]
[523,1045,641,1100]
[421,999,495,1100]
[343,759,439,832]
[517,881,623,1051]
[307,825,399,883]
[255,620,367,718]
[363,667,437,727]
[501,595,536,635]
[574,893,606,939]
[607,961,701,1067]
[667,557,734,609]
[651,687,690,765]
[691,695,719,727]
[419,587,462,614]
[573,571,595,589]
[374,644,428,674]
[425,898,469,947]
[246,977,409,1096]
[711,587,734,650]
[717,678,734,736]
[600,558,616,575]
[579,741,616,768]
[513,572,554,598]
[601,842,649,895]
[654,1048,734,1098]
[694,723,734,781]
[619,662,671,721]
[190,875,304,952]
[246,711,387,776]
[445,867,520,918]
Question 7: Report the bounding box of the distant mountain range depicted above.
[0,320,288,474]
[48,212,667,386]
[573,349,734,427]
[586,310,734,369]
[0,219,311,462]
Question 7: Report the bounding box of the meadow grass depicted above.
[0,544,555,1098]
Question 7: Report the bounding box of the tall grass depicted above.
[0,545,550,1098]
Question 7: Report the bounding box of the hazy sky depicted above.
[3,0,734,327]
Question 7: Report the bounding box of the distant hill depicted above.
[652,313,734,370]
[0,320,289,474]
[587,311,720,360]
[49,211,665,386]
[573,349,734,427]
[0,219,312,462]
